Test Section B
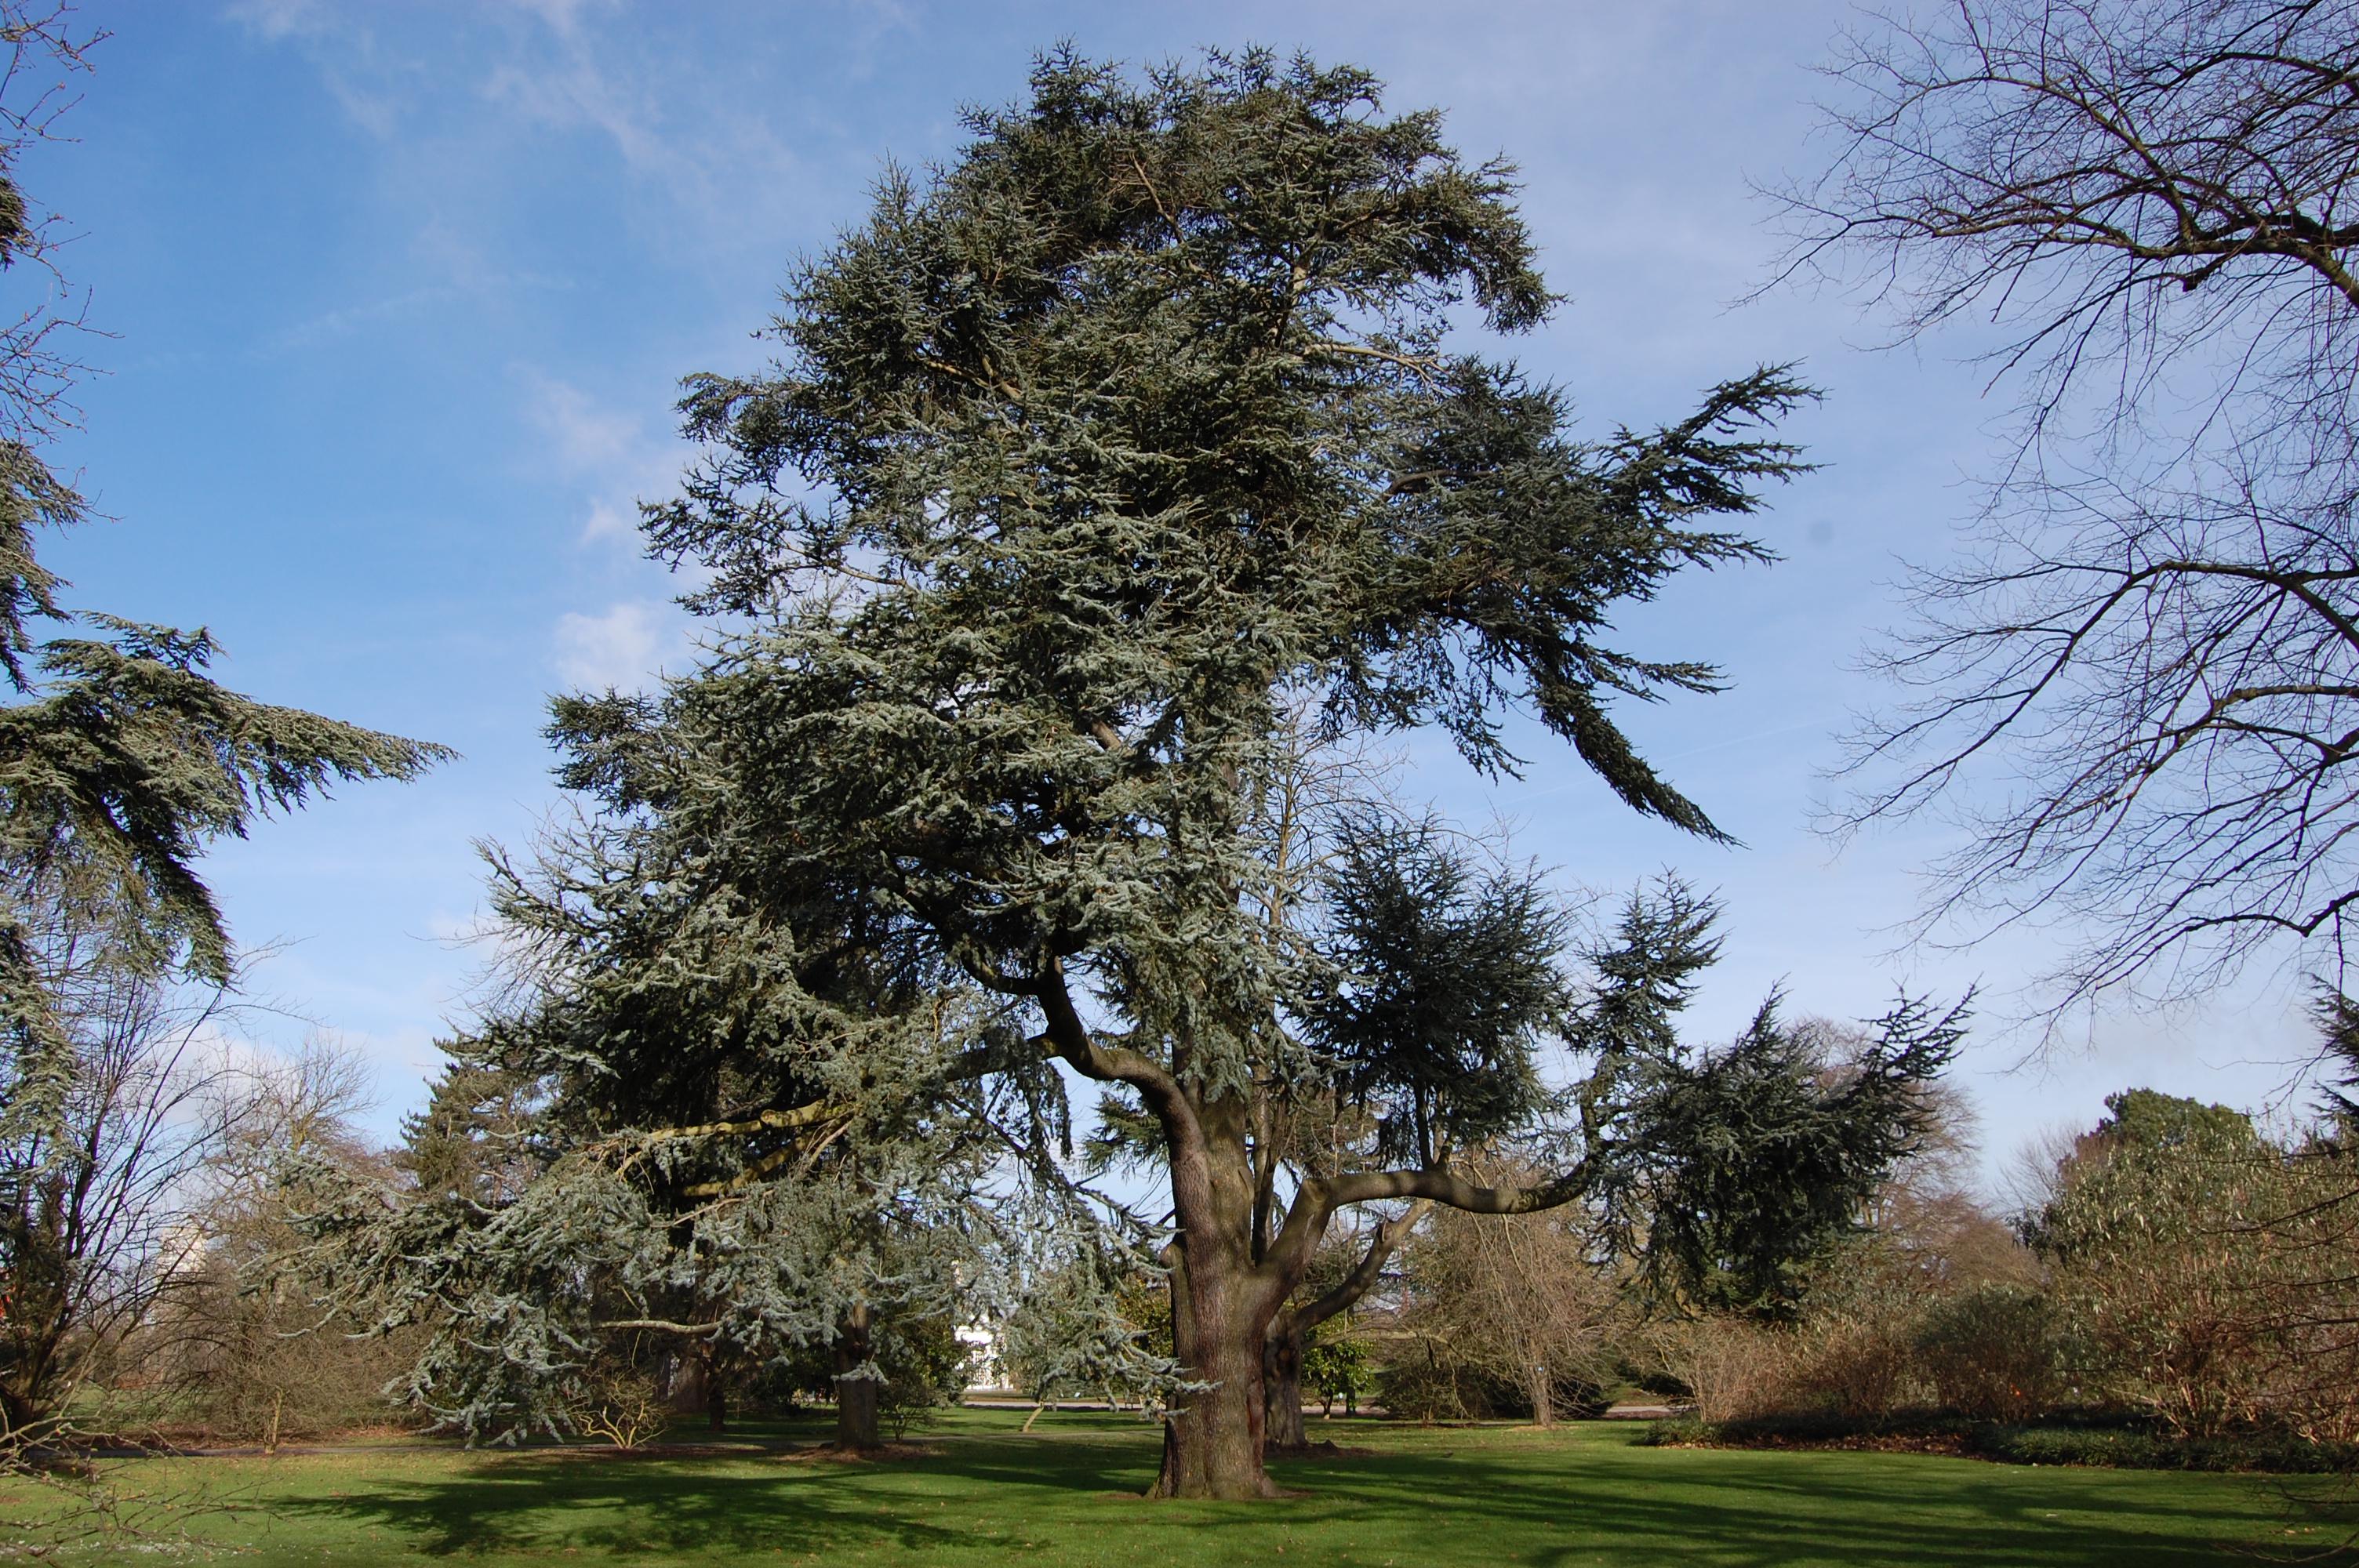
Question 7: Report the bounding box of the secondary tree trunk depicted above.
[1258,1201,1427,1459]
[1262,1322,1307,1450]
[666,1352,706,1416]
[833,1302,880,1450]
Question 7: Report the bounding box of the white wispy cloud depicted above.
[240,0,824,269]
[507,0,614,38]
[523,370,641,471]
[227,0,409,137]
[265,285,455,353]
[552,598,678,691]
[518,368,683,543]
[475,0,809,257]
[224,0,325,42]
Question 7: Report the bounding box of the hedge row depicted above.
[1635,1412,2357,1474]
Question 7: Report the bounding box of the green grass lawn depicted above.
[1,1406,2346,1565]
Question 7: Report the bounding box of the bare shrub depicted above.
[569,1364,667,1450]
[1787,1311,1921,1418]
[1645,1072,2043,1426]
[1396,1174,1623,1414]
[1395,1160,1620,1425]
[0,947,242,1446]
[1912,1284,2068,1421]
[134,1037,417,1444]
[2250,1146,2359,1443]
[1648,1318,1797,1423]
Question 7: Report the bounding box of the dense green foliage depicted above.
[2025,1088,2359,1439]
[626,39,1809,1116]
[1303,819,1570,1170]
[1299,1330,1370,1413]
[1576,881,1966,1318]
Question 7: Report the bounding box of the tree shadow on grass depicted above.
[1269,1441,2353,1567]
[271,1430,2348,1566]
[269,1437,1150,1559]
[273,1461,951,1559]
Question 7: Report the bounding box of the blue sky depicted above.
[34,0,2330,1185]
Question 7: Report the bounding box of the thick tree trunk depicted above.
[833,1302,880,1450]
[707,1357,729,1434]
[1262,1321,1307,1450]
[1528,1363,1553,1429]
[1045,989,1557,1497]
[1153,1312,1271,1498]
[1149,1147,1279,1500]
[0,1383,41,1441]
[665,1352,706,1416]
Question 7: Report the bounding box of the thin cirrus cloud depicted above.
[231,0,812,262]
[264,285,458,354]
[551,599,678,692]
[517,368,687,543]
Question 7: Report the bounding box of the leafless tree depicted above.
[0,0,102,446]
[1392,1153,1619,1428]
[1785,0,2359,1014]
[139,1036,413,1447]
[0,919,240,1450]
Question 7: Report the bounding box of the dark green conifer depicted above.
[1577,879,1967,1319]
[610,49,1816,1497]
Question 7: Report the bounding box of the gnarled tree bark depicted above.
[1041,967,1590,1497]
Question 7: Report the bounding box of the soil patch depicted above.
[1265,1439,1378,1460]
[776,1441,943,1464]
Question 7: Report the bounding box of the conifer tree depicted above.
[1576,880,1968,1319]
[597,48,1819,1498]
[1256,816,1572,1447]
[300,689,1063,1450]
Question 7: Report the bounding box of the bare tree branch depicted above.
[1783,1,2359,1016]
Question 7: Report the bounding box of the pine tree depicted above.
[1576,879,1967,1319]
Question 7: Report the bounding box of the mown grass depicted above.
[0,1406,2346,1565]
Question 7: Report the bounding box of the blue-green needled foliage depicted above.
[343,47,1821,1501]
[624,46,1809,1499]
